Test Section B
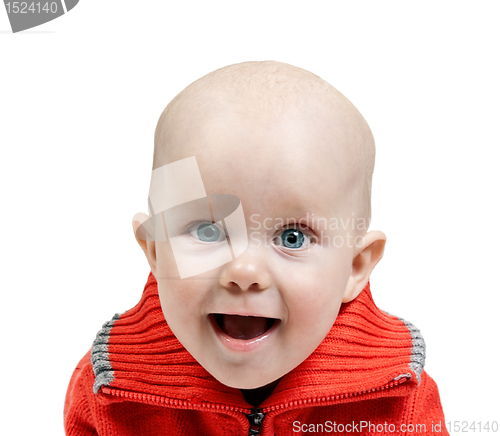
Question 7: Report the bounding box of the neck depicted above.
[240,379,281,407]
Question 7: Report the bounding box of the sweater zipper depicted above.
[246,408,265,436]
[102,386,264,435]
[100,386,252,426]
[250,376,409,435]
[102,376,407,435]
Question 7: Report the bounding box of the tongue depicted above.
[221,315,269,340]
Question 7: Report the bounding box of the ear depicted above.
[132,212,157,275]
[343,230,386,303]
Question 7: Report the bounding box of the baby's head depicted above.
[133,61,386,390]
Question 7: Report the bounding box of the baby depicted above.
[65,61,447,435]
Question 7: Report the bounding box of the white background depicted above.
[1,1,499,434]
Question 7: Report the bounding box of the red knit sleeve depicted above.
[408,370,449,435]
[64,350,99,436]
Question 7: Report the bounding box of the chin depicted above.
[213,371,278,390]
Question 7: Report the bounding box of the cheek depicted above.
[159,281,197,314]
[279,254,351,333]
[155,242,205,317]
[159,277,215,322]
[288,283,343,332]
[155,241,180,280]
[284,258,349,304]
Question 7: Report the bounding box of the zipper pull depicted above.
[247,408,265,435]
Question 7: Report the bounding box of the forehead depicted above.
[162,107,350,219]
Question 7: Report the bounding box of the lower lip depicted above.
[208,315,281,352]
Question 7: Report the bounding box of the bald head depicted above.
[153,61,375,224]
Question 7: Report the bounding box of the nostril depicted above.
[227,282,263,292]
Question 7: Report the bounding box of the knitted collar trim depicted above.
[91,272,425,409]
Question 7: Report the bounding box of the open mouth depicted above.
[211,314,279,340]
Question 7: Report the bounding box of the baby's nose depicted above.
[218,249,272,292]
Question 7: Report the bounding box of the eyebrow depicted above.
[280,210,333,230]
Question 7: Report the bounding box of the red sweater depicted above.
[64,273,448,435]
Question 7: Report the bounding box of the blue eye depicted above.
[278,228,305,249]
[196,223,223,242]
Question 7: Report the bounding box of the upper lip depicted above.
[209,312,280,320]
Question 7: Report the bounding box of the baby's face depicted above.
[151,104,364,389]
